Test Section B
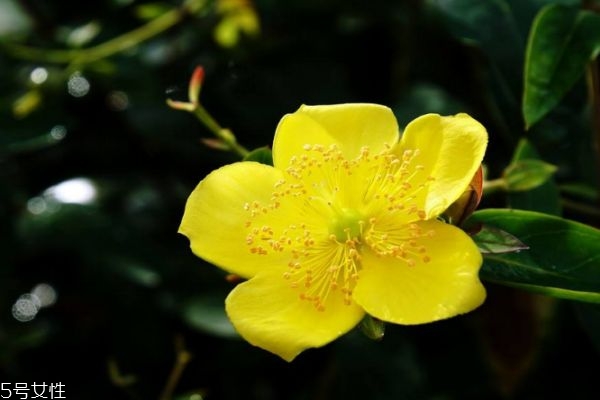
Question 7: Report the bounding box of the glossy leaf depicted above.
[523,4,600,128]
[467,209,600,303]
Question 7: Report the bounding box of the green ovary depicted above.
[329,208,364,242]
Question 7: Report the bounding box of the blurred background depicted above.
[1,0,599,398]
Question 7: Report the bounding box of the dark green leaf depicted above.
[467,208,600,303]
[523,4,600,128]
[243,146,273,166]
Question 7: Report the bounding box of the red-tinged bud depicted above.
[188,66,205,105]
[470,165,484,207]
[166,98,196,112]
[444,165,484,226]
[225,274,242,283]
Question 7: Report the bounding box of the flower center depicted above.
[242,143,436,311]
[329,208,364,242]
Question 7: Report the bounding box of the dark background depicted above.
[1,0,599,398]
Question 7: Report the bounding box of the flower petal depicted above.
[353,220,485,324]
[179,162,288,278]
[273,103,400,169]
[226,271,365,361]
[398,113,488,218]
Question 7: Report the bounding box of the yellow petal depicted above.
[353,220,485,324]
[226,271,365,361]
[179,162,289,278]
[273,103,400,169]
[398,113,488,218]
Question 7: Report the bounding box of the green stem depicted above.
[483,178,507,195]
[4,0,207,65]
[193,105,250,158]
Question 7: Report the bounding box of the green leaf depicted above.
[523,4,600,128]
[470,224,529,254]
[503,159,557,191]
[181,296,239,339]
[467,208,600,303]
[507,138,561,215]
[243,146,273,166]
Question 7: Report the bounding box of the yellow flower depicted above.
[180,104,488,361]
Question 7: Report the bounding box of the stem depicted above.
[193,105,250,158]
[483,178,507,195]
[4,0,207,65]
[159,336,192,400]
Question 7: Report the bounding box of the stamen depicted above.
[288,239,362,311]
[242,143,437,310]
[364,217,434,267]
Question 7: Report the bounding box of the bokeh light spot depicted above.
[27,197,47,215]
[50,125,67,140]
[32,283,58,307]
[43,177,97,204]
[30,67,48,84]
[107,90,130,111]
[12,294,40,322]
[67,73,90,97]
